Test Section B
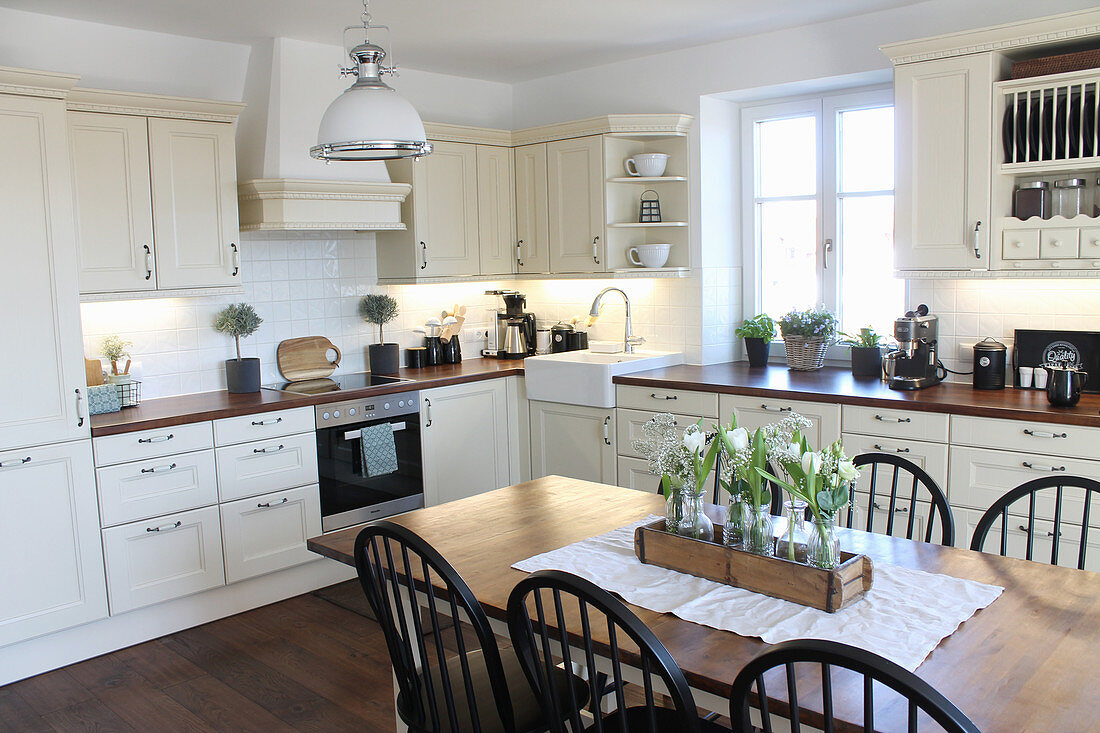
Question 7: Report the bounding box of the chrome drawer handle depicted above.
[146,521,182,533]
[873,502,908,513]
[140,463,177,474]
[257,497,289,508]
[138,434,174,444]
[1018,524,1061,538]
[874,415,911,423]
[253,444,285,454]
[251,417,283,426]
[761,404,791,413]
[873,444,910,454]
[650,393,677,400]
[1023,429,1068,439]
[1022,461,1066,472]
[0,456,31,469]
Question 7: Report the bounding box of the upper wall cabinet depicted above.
[547,136,607,273]
[514,143,551,275]
[477,145,517,276]
[65,88,245,295]
[893,53,1001,271]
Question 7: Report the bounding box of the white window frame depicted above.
[740,85,904,354]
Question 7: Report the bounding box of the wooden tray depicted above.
[634,520,873,613]
[277,336,342,382]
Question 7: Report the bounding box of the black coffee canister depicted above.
[405,347,426,369]
[550,324,573,353]
[973,337,1007,389]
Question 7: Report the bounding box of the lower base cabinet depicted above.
[221,484,321,583]
[529,401,616,485]
[0,440,108,647]
[617,455,658,492]
[102,505,225,615]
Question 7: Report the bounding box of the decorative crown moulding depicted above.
[881,8,1100,65]
[424,113,695,147]
[66,87,245,122]
[0,65,79,100]
[237,178,412,232]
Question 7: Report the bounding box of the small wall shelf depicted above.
[608,221,688,228]
[1000,213,1100,229]
[611,267,690,277]
[607,176,688,183]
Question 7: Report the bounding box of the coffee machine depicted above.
[887,304,945,391]
[484,290,536,359]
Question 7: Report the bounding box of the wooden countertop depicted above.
[614,363,1100,427]
[309,477,1100,731]
[89,358,525,436]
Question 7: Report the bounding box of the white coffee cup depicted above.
[1018,366,1033,388]
[625,153,669,177]
[1033,366,1048,389]
[628,243,671,268]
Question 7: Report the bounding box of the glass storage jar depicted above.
[1013,180,1050,220]
[1053,178,1087,218]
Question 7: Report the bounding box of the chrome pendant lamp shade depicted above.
[310,3,432,161]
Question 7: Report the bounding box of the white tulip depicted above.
[838,459,858,481]
[801,450,822,476]
[729,427,750,452]
[683,430,706,456]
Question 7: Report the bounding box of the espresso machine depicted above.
[887,304,945,391]
[483,290,536,359]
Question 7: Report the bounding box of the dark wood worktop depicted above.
[90,358,525,437]
[614,363,1100,427]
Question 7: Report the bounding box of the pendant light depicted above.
[310,0,432,161]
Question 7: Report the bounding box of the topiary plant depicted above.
[213,303,263,361]
[359,294,399,343]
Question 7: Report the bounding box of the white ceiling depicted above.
[1,0,929,82]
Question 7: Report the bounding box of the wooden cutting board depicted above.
[277,336,342,382]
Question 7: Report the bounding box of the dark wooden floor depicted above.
[0,583,396,732]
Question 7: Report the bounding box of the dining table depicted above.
[307,475,1100,731]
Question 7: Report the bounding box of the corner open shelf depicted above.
[609,221,688,228]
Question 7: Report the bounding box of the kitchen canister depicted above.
[973,337,1007,389]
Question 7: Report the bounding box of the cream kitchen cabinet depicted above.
[220,484,322,583]
[477,145,517,275]
[893,53,1002,270]
[421,379,512,506]
[379,141,481,279]
[514,143,551,274]
[0,440,107,647]
[717,394,841,449]
[617,455,659,492]
[529,400,616,485]
[0,90,88,450]
[547,135,606,273]
[68,112,156,293]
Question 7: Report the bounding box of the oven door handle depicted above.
[342,422,406,441]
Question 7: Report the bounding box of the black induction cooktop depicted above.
[263,372,411,395]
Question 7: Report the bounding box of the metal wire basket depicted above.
[111,378,142,408]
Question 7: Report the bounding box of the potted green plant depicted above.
[778,306,837,371]
[839,326,886,378]
[736,314,777,368]
[100,335,132,384]
[214,303,263,393]
[360,294,400,375]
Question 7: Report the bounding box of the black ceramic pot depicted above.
[850,346,884,378]
[744,338,771,368]
[369,343,400,375]
[225,358,261,393]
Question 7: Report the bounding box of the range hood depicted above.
[237,178,410,232]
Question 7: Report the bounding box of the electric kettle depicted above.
[1044,364,1088,407]
[502,319,529,360]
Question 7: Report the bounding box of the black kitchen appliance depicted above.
[484,290,536,358]
[1013,329,1100,393]
[264,372,409,395]
[888,304,946,391]
[973,337,1007,390]
[313,393,423,531]
[1045,365,1089,406]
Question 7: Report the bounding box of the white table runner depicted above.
[512,517,1003,671]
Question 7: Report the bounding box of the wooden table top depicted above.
[308,476,1100,731]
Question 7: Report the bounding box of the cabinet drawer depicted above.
[102,505,225,615]
[616,455,660,492]
[1040,228,1079,259]
[93,422,213,467]
[213,407,315,447]
[950,415,1098,459]
[615,385,718,418]
[841,405,948,443]
[1002,229,1040,260]
[220,484,322,583]
[616,409,710,459]
[718,394,841,448]
[1080,227,1100,258]
[948,445,1100,523]
[841,432,949,497]
[215,431,318,502]
[96,449,217,527]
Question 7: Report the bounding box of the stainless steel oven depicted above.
[314,392,423,532]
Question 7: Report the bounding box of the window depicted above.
[742,88,904,337]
